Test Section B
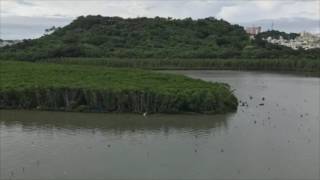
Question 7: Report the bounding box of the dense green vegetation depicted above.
[255,30,299,40]
[0,61,238,113]
[1,16,319,61]
[44,58,320,73]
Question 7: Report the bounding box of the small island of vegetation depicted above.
[0,61,238,114]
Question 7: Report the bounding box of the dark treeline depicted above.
[0,88,237,114]
[255,30,299,40]
[45,58,320,73]
[0,15,319,61]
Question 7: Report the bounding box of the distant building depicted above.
[263,31,320,50]
[245,26,262,36]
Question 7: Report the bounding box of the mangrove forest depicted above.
[0,61,238,114]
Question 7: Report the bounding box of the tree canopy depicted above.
[0,16,319,61]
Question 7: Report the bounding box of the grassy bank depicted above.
[0,61,238,114]
[43,58,320,73]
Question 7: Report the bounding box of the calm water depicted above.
[0,71,319,180]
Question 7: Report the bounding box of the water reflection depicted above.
[1,110,232,137]
[0,110,235,180]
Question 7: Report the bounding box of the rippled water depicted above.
[0,71,319,179]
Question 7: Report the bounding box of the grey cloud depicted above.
[2,16,73,26]
[1,16,73,40]
[239,17,320,33]
[16,0,34,6]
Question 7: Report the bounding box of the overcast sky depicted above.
[1,0,319,39]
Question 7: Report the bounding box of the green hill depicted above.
[0,15,319,60]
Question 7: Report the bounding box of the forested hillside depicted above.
[0,15,319,60]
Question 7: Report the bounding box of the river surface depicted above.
[0,71,319,180]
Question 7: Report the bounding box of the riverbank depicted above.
[43,58,320,74]
[0,61,238,114]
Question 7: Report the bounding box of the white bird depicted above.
[143,112,147,117]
